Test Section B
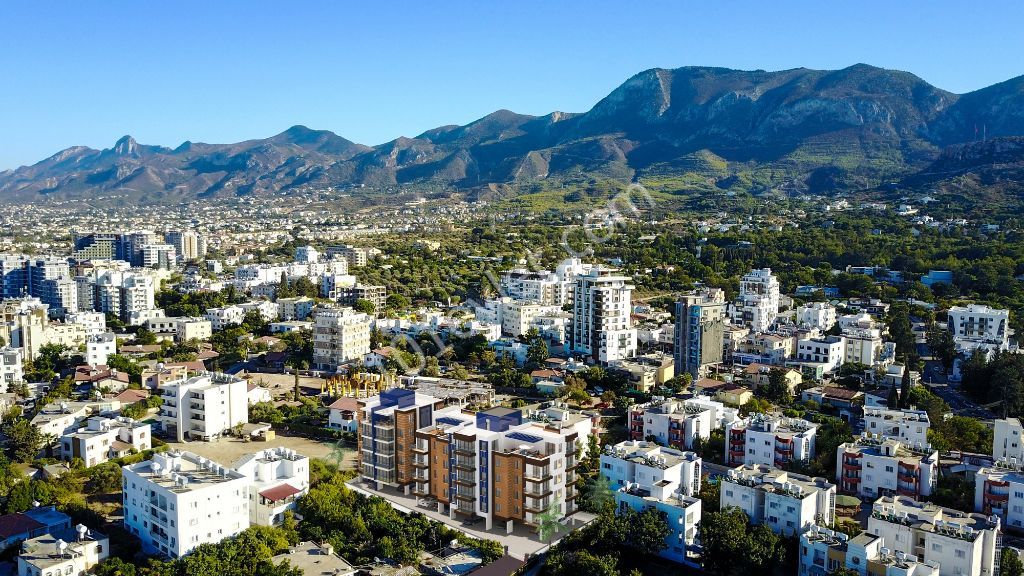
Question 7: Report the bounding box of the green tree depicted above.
[757,368,792,405]
[3,419,42,462]
[88,461,124,493]
[888,303,916,359]
[900,365,912,409]
[538,500,564,543]
[1002,548,1024,576]
[353,298,376,315]
[526,336,549,367]
[926,324,956,372]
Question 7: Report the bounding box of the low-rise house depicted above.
[17,524,109,576]
[327,397,358,432]
[600,440,702,565]
[0,346,24,391]
[720,464,836,535]
[974,461,1024,530]
[247,381,272,404]
[863,408,930,446]
[0,506,71,553]
[743,363,802,395]
[716,384,753,407]
[271,542,356,576]
[867,495,1001,576]
[798,526,939,576]
[725,413,817,467]
[233,447,310,526]
[628,396,739,450]
[837,436,938,500]
[61,416,151,467]
[73,364,131,393]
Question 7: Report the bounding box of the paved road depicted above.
[925,377,995,416]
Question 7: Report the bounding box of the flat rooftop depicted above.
[725,464,835,495]
[128,451,246,492]
[20,527,106,569]
[605,441,698,470]
[271,541,355,575]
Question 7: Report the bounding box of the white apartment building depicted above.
[312,307,371,372]
[837,436,938,500]
[65,311,106,335]
[499,300,563,337]
[500,269,562,306]
[18,525,109,576]
[867,495,1001,576]
[122,450,251,558]
[278,297,316,321]
[628,396,739,450]
[60,416,151,467]
[146,316,212,343]
[205,305,245,331]
[974,462,1024,530]
[864,408,931,446]
[947,304,1011,353]
[159,372,248,442]
[85,270,157,324]
[0,346,24,391]
[176,317,212,342]
[799,526,940,576]
[720,464,836,535]
[726,413,817,467]
[730,268,781,333]
[86,332,117,366]
[796,302,838,331]
[140,244,177,269]
[993,417,1024,462]
[797,335,846,373]
[568,267,636,364]
[600,440,702,564]
[238,300,279,322]
[843,326,888,366]
[294,245,319,264]
[233,447,310,526]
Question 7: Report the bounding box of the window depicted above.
[931,543,942,552]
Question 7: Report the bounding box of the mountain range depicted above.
[2,63,1023,203]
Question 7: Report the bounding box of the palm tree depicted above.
[537,500,564,543]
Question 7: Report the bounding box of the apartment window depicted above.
[955,550,965,559]
[931,543,942,552]
[1016,492,1024,499]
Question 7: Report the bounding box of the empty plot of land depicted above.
[164,435,358,469]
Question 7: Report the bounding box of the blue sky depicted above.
[2,1,1022,169]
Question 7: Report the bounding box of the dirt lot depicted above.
[240,372,328,399]
[164,434,358,469]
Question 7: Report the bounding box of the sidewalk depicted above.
[346,478,594,560]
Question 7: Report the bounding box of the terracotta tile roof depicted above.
[113,389,150,404]
[328,397,358,411]
[0,513,43,539]
[259,483,302,502]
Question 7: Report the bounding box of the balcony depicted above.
[454,475,476,486]
[524,482,553,497]
[986,491,1009,503]
[454,456,476,471]
[523,467,552,482]
[525,496,554,514]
